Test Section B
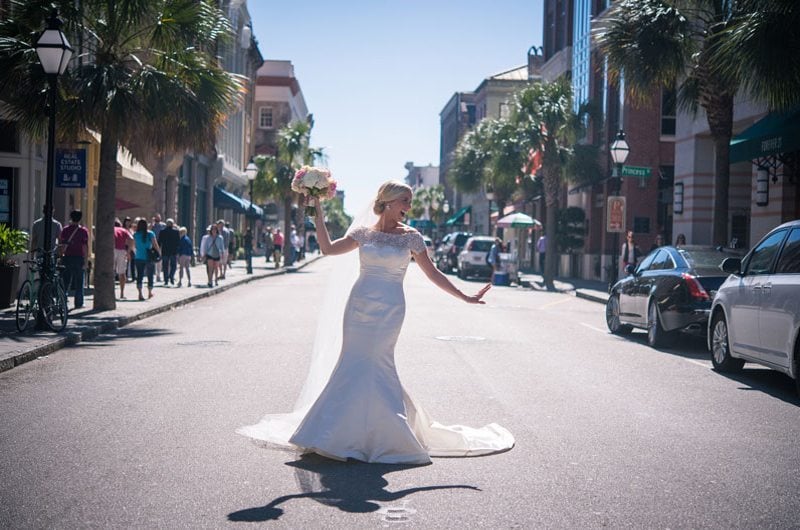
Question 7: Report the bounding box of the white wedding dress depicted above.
[238,226,514,464]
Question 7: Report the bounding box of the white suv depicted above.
[456,236,495,280]
[709,219,800,395]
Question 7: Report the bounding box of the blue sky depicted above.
[248,1,543,214]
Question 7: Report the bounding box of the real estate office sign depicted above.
[55,148,87,188]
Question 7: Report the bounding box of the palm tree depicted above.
[252,120,318,260]
[0,0,243,310]
[512,81,585,290]
[594,0,799,246]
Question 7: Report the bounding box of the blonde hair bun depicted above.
[373,180,413,215]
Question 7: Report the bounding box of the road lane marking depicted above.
[580,323,609,334]
[538,298,574,309]
[682,358,710,368]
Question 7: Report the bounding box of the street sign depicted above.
[621,165,651,178]
[607,196,626,233]
[56,148,87,188]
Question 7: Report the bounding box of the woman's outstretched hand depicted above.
[464,283,491,304]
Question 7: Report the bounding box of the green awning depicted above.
[409,219,435,229]
[445,205,471,226]
[213,186,263,217]
[730,107,800,163]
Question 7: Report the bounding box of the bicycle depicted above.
[16,248,68,332]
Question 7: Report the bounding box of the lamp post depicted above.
[485,189,495,236]
[35,11,72,325]
[609,129,630,284]
[245,159,258,274]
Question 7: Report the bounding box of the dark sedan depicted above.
[606,245,745,347]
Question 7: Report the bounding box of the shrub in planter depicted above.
[0,225,29,308]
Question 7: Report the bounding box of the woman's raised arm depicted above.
[311,198,358,256]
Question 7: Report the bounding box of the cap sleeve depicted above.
[409,231,426,254]
[346,225,367,244]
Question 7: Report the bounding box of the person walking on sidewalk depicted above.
[263,227,273,263]
[151,214,166,282]
[59,210,89,310]
[536,234,547,274]
[133,218,161,301]
[177,227,193,287]
[113,219,133,299]
[272,228,284,268]
[216,220,231,279]
[158,219,180,286]
[201,224,225,287]
[30,205,62,254]
[620,230,642,277]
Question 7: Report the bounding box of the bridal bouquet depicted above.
[291,166,337,216]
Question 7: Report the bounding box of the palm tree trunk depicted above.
[283,194,292,262]
[711,134,732,246]
[93,129,119,310]
[542,147,560,291]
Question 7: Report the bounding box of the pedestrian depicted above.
[123,217,136,282]
[620,230,642,275]
[536,234,547,273]
[177,226,193,287]
[290,224,301,264]
[272,228,284,268]
[201,224,225,287]
[488,237,502,283]
[263,227,273,262]
[151,214,166,281]
[133,218,160,301]
[675,233,687,247]
[238,181,512,463]
[216,220,231,279]
[158,218,180,286]
[29,205,62,254]
[650,233,665,252]
[226,221,235,268]
[59,210,90,310]
[113,218,133,299]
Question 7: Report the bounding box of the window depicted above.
[745,230,788,275]
[775,228,800,274]
[259,107,273,129]
[648,250,673,271]
[633,217,650,234]
[661,87,676,136]
[0,120,19,153]
[499,103,510,119]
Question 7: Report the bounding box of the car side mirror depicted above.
[625,264,636,276]
[720,257,742,275]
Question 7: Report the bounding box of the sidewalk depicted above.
[517,272,610,304]
[0,254,322,373]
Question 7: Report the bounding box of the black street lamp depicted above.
[245,159,258,274]
[485,189,495,236]
[35,11,72,322]
[609,129,630,284]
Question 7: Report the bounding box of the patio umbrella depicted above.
[496,212,542,228]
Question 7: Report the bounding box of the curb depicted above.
[0,256,323,374]
[574,289,608,305]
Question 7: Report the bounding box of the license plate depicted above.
[472,256,483,263]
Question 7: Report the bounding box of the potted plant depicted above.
[0,224,29,308]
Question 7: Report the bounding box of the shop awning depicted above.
[213,186,263,217]
[409,219,435,229]
[730,107,800,163]
[445,205,471,226]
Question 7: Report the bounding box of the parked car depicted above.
[436,231,472,273]
[606,245,745,347]
[422,235,435,260]
[708,219,800,395]
[457,236,495,279]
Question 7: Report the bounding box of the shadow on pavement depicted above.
[717,369,800,407]
[66,326,175,349]
[227,453,479,522]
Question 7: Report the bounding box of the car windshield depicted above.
[470,240,493,252]
[679,248,745,271]
[454,234,471,246]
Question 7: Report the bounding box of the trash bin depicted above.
[492,272,510,286]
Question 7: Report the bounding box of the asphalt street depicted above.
[1,257,799,529]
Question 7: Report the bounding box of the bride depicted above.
[238,180,514,464]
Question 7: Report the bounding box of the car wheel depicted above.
[710,312,744,372]
[647,300,672,348]
[606,294,632,335]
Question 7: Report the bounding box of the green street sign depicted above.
[621,165,652,178]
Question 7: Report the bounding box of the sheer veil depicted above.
[236,201,378,447]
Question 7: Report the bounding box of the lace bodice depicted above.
[346,226,427,282]
[347,226,427,254]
